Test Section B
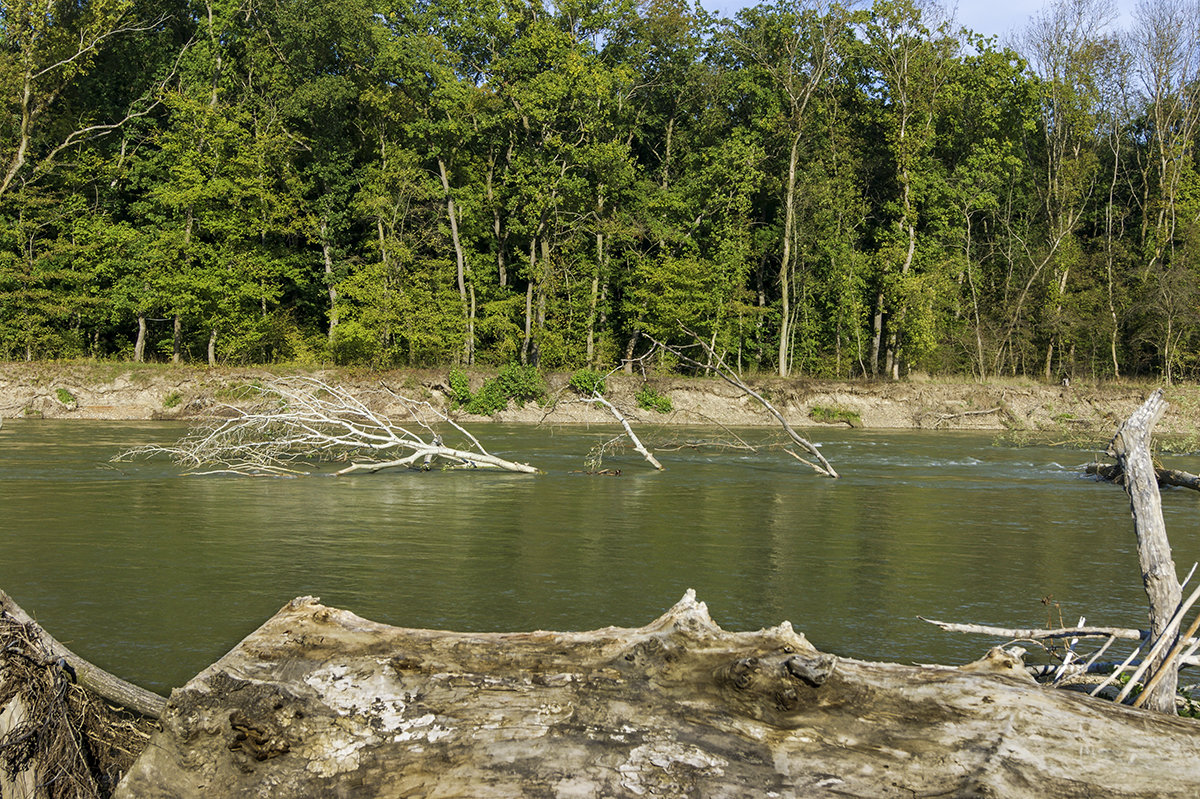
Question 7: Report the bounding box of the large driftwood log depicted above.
[1110,389,1183,713]
[116,592,1200,798]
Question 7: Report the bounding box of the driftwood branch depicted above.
[114,376,538,476]
[1085,462,1200,492]
[645,332,837,478]
[921,617,1157,645]
[1135,606,1200,708]
[581,394,664,470]
[0,589,165,719]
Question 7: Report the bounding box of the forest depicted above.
[2,0,1199,381]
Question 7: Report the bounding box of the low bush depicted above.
[809,405,862,427]
[455,364,548,415]
[568,368,606,396]
[635,385,672,414]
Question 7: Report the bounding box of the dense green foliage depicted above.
[453,363,548,414]
[4,0,1200,381]
[569,368,607,395]
[635,385,673,414]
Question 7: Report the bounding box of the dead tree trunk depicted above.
[115,592,1200,798]
[1109,388,1182,713]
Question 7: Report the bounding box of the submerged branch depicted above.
[644,331,837,478]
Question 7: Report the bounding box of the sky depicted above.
[701,0,1140,41]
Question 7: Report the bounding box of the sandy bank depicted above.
[0,362,1195,436]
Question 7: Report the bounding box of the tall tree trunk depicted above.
[587,192,604,366]
[320,217,338,341]
[532,238,549,368]
[624,330,640,374]
[521,239,535,366]
[887,180,917,381]
[871,290,884,376]
[778,134,800,378]
[134,315,147,363]
[487,149,508,287]
[438,157,473,365]
[172,315,182,364]
[208,328,217,366]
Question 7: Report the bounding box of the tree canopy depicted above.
[2,0,1198,382]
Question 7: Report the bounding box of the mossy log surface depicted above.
[116,591,1200,798]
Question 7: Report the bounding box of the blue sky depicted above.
[700,0,1139,40]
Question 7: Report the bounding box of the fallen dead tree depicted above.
[1086,461,1200,491]
[113,376,538,476]
[645,331,838,478]
[110,591,1200,798]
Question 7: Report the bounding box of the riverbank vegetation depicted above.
[3,0,1200,384]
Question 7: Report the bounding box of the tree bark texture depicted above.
[1108,388,1182,713]
[115,591,1200,798]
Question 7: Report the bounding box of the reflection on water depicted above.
[2,419,1198,693]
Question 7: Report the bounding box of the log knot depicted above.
[784,654,836,688]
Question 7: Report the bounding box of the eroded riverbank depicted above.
[0,361,1196,436]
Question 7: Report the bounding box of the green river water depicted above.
[3,419,1199,694]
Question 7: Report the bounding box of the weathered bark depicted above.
[1109,388,1182,712]
[0,589,165,719]
[115,591,1200,799]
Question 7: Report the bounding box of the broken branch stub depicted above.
[113,376,538,476]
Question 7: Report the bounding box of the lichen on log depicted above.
[115,591,1200,798]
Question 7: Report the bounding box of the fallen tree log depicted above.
[1085,462,1200,491]
[115,591,1200,798]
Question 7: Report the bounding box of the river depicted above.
[2,419,1198,694]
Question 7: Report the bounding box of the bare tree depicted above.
[1006,0,1116,379]
[114,377,539,476]
[1130,0,1200,382]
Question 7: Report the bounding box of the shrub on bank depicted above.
[452,364,548,415]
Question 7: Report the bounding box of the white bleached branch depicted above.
[114,376,538,476]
